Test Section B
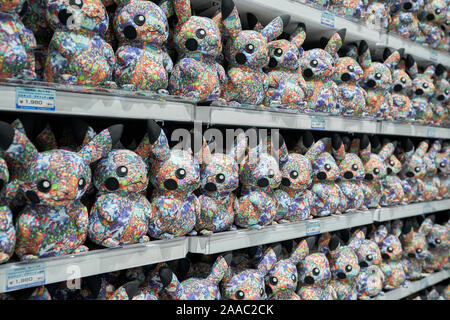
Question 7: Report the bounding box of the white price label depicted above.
[306,221,320,235]
[6,264,46,291]
[321,11,335,28]
[16,87,55,111]
[311,116,326,129]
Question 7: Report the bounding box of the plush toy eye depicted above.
[345,265,352,272]
[416,248,422,253]
[373,168,380,174]
[445,89,449,94]
[291,274,297,282]
[435,9,441,14]
[245,44,255,53]
[116,166,128,177]
[269,276,278,285]
[69,0,83,9]
[196,28,207,39]
[352,164,358,170]
[215,173,225,183]
[347,65,354,72]
[366,254,373,261]
[235,290,245,299]
[175,168,186,179]
[375,73,382,79]
[440,163,445,168]
[401,77,406,83]
[436,238,441,244]
[423,83,429,89]
[37,180,51,193]
[389,160,395,167]
[387,246,393,253]
[312,268,320,276]
[134,14,146,26]
[310,59,318,67]
[325,164,331,171]
[78,178,86,190]
[260,288,265,296]
[274,48,283,57]
[414,167,421,172]
[290,170,298,179]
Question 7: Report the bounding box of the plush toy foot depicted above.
[21,254,39,261]
[271,221,278,225]
[121,84,136,91]
[73,245,89,254]
[139,236,150,243]
[185,91,200,101]
[59,74,78,85]
[229,101,241,107]
[211,98,228,106]
[229,225,237,231]
[248,224,263,230]
[102,81,118,89]
[278,219,290,224]
[102,238,120,248]
[187,230,197,236]
[19,70,37,80]
[0,253,11,263]
[379,291,385,296]
[200,230,214,235]
[376,205,382,209]
[402,283,408,288]
[157,89,169,95]
[160,233,175,240]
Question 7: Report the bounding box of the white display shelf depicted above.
[373,199,450,222]
[380,121,450,139]
[372,270,450,300]
[0,237,188,294]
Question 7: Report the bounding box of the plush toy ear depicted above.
[0,121,38,166]
[371,224,388,245]
[359,134,371,163]
[318,232,331,254]
[78,125,123,165]
[384,48,403,72]
[109,280,140,300]
[290,239,310,264]
[135,119,171,161]
[305,236,317,252]
[435,63,446,79]
[261,15,290,41]
[328,235,342,258]
[221,0,242,38]
[257,247,277,276]
[295,131,314,155]
[344,43,358,60]
[414,141,429,158]
[331,133,345,163]
[429,140,442,156]
[70,118,96,148]
[247,12,263,32]
[173,0,192,26]
[305,138,329,164]
[207,252,233,285]
[158,0,175,19]
[348,230,364,251]
[269,132,289,165]
[290,23,306,51]
[159,266,184,299]
[358,40,371,70]
[349,138,360,154]
[378,142,395,160]
[324,29,345,57]
[423,64,435,79]
[418,216,434,236]
[406,55,419,79]
[229,130,247,164]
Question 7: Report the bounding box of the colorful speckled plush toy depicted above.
[401,218,430,280]
[332,43,367,117]
[0,121,122,260]
[422,140,441,201]
[139,120,200,239]
[400,139,428,203]
[332,135,366,212]
[264,23,306,110]
[422,215,449,273]
[220,0,289,106]
[431,64,449,126]
[44,0,116,87]
[358,41,402,119]
[389,0,423,40]
[364,0,391,29]
[380,141,405,206]
[168,0,225,101]
[222,246,277,300]
[371,222,408,290]
[0,157,15,263]
[0,0,37,80]
[159,253,232,300]
[435,145,449,199]
[306,0,330,10]
[416,0,447,48]
[88,143,152,247]
[407,61,436,124]
[359,135,394,208]
[299,29,346,115]
[331,0,365,19]
[113,0,173,92]
[389,53,415,121]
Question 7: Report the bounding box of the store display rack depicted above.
[372,270,450,300]
[0,199,447,294]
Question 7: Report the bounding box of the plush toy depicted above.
[264,23,307,110]
[349,228,385,299]
[401,218,431,280]
[0,157,15,263]
[330,0,365,19]
[138,120,200,239]
[380,141,405,206]
[437,11,450,51]
[389,53,415,121]
[358,41,402,120]
[273,132,317,222]
[44,0,116,87]
[371,222,408,290]
[400,139,428,203]
[0,120,122,260]
[306,0,330,11]
[297,237,337,300]
[168,0,225,101]
[416,0,447,48]
[0,0,37,80]
[299,29,345,114]
[88,143,152,247]
[406,61,436,124]
[422,215,449,272]
[364,0,391,29]
[431,64,449,126]
[222,247,277,300]
[220,0,289,106]
[331,135,366,212]
[196,136,239,234]
[332,43,367,117]
[389,0,423,40]
[235,131,282,229]
[422,140,441,201]
[435,145,449,199]
[113,0,172,92]
[159,253,232,300]
[327,233,360,300]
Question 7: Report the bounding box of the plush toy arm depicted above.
[51,31,77,58]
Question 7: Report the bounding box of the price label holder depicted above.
[321,11,335,28]
[306,221,321,236]
[6,264,46,291]
[16,87,56,111]
[311,116,326,129]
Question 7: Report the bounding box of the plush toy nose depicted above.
[317,171,327,181]
[343,171,353,179]
[281,177,291,187]
[164,179,178,190]
[387,167,393,175]
[393,84,403,92]
[403,2,412,10]
[341,73,350,82]
[304,276,315,285]
[415,88,424,95]
[204,182,217,192]
[406,171,415,178]
[26,190,40,204]
[408,253,416,258]
[427,13,435,21]
[429,243,435,249]
[257,178,269,187]
[364,173,374,181]
[235,53,247,65]
[366,79,376,88]
[382,253,390,260]
[124,26,137,40]
[185,38,198,51]
[268,57,278,68]
[437,94,445,101]
[303,68,313,79]
[359,261,368,268]
[337,272,347,280]
[105,177,120,191]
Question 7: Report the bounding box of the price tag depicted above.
[6,264,46,291]
[423,202,433,214]
[16,87,56,111]
[429,50,438,63]
[321,11,335,28]
[306,221,321,236]
[311,116,326,129]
